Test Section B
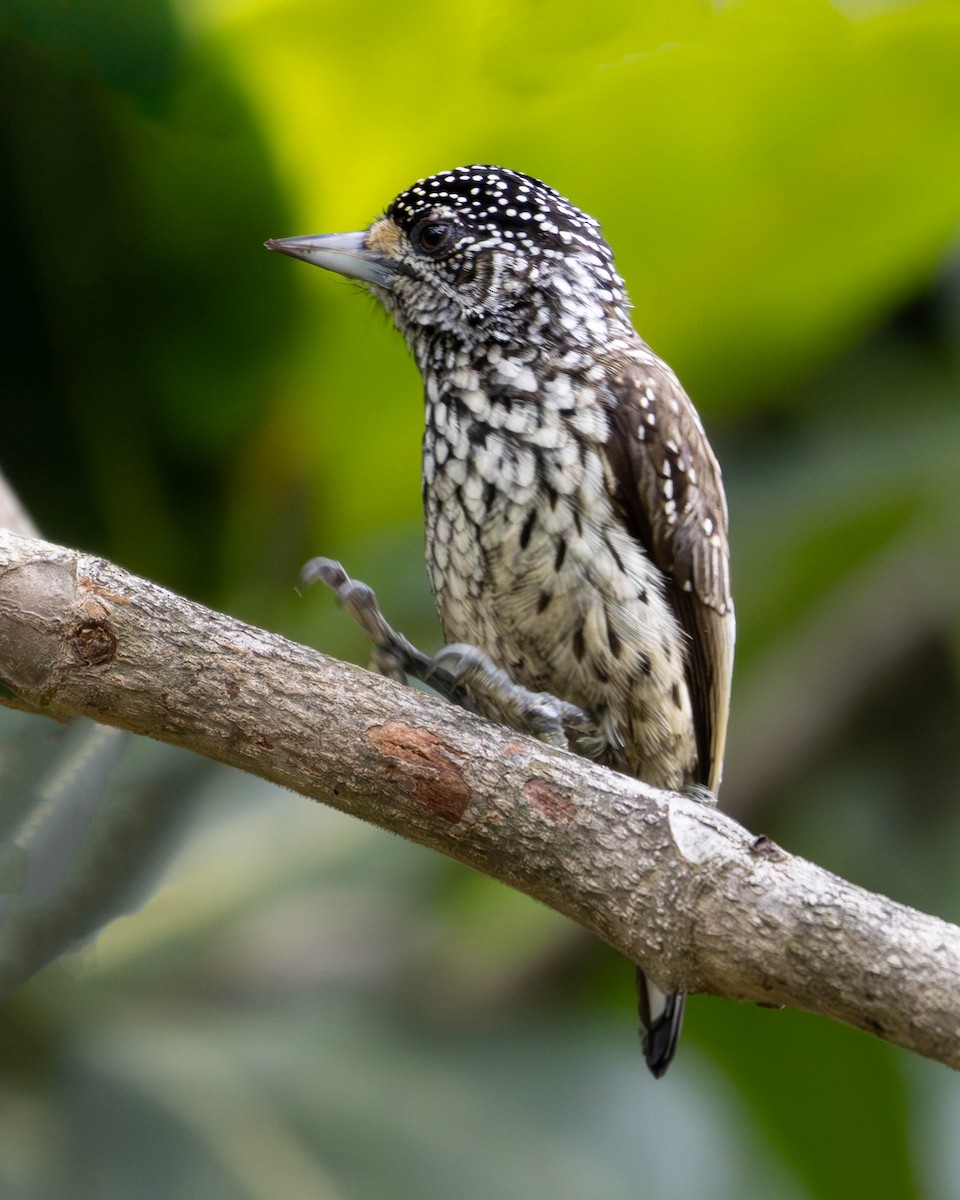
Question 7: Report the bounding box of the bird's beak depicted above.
[264,231,397,290]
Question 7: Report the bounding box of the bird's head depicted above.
[266,165,631,353]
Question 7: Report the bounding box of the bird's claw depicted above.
[303,562,602,755]
[430,643,589,751]
[300,558,471,702]
[301,557,407,678]
[299,556,348,595]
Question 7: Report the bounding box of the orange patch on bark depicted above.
[367,721,470,823]
[523,778,574,822]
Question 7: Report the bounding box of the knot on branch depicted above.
[70,619,118,666]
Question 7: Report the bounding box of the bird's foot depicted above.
[299,558,471,707]
[430,643,599,755]
[301,558,612,759]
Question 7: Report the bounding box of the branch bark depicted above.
[0,528,958,1069]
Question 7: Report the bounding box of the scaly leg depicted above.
[299,557,471,706]
[300,558,612,759]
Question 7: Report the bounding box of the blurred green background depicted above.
[2,0,960,1196]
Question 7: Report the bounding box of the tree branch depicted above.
[0,528,957,1069]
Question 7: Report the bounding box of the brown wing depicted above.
[601,352,735,794]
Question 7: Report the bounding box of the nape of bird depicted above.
[267,165,735,1078]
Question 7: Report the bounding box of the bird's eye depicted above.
[412,219,455,256]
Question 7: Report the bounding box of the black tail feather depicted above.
[637,967,685,1079]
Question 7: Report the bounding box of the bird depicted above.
[266,165,735,1077]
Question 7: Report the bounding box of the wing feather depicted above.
[600,354,735,793]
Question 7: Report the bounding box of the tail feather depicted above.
[636,967,685,1079]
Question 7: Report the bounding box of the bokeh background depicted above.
[2,0,960,1196]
